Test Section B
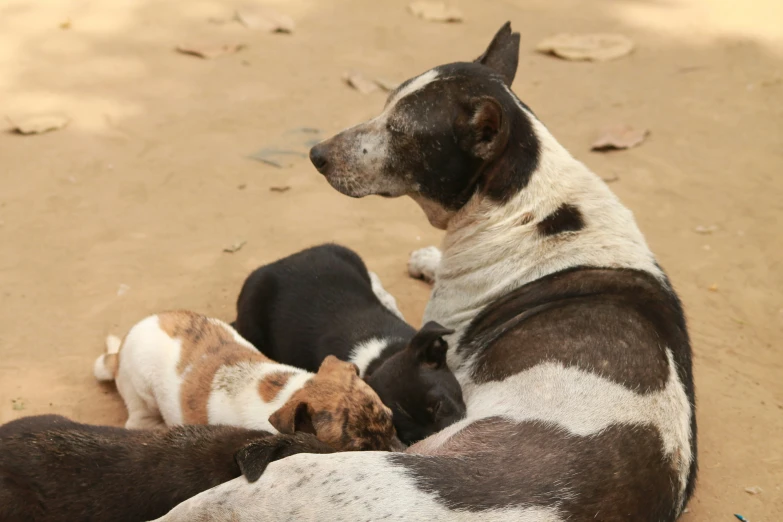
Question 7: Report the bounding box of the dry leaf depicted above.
[235,5,294,33]
[11,398,26,411]
[224,240,247,253]
[591,125,649,152]
[344,72,379,95]
[7,114,69,135]
[536,33,635,62]
[375,78,400,92]
[744,486,762,495]
[708,283,719,292]
[175,43,245,59]
[408,2,463,23]
[249,148,307,168]
[270,185,291,193]
[60,19,72,30]
[694,225,718,235]
[601,174,620,183]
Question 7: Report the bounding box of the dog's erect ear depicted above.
[467,96,509,161]
[268,401,315,435]
[236,434,337,482]
[474,21,520,86]
[408,321,454,369]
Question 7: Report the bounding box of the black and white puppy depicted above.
[233,243,466,445]
[0,415,334,522]
[158,23,696,522]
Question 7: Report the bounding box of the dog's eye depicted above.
[427,402,442,417]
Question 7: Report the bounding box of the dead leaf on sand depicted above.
[344,71,379,94]
[536,33,635,62]
[694,225,719,235]
[249,148,307,168]
[11,398,26,411]
[591,125,649,152]
[224,240,247,253]
[269,185,291,193]
[235,5,294,33]
[408,2,463,23]
[374,77,400,92]
[744,486,763,495]
[343,73,399,94]
[7,114,70,135]
[175,43,245,59]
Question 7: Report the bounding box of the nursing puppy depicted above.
[94,310,399,451]
[0,415,334,522]
[233,243,466,444]
[158,23,696,521]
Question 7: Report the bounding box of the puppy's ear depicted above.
[268,402,315,435]
[318,355,359,376]
[407,321,454,369]
[236,433,337,483]
[474,21,520,86]
[235,439,279,482]
[467,96,509,161]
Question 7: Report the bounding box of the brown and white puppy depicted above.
[233,243,466,445]
[156,23,696,522]
[0,414,334,522]
[94,310,400,451]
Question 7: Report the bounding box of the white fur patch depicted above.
[207,364,312,432]
[386,69,440,110]
[368,271,405,320]
[153,452,565,522]
[349,338,393,378]
[459,349,692,500]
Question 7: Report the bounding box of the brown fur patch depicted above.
[157,311,270,424]
[258,371,296,402]
[275,357,397,451]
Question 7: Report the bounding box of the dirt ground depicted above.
[0,0,781,519]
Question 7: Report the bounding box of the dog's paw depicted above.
[235,433,336,482]
[408,246,441,284]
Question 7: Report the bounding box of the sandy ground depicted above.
[1,0,781,519]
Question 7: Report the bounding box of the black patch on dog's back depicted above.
[393,418,679,521]
[537,203,584,236]
[456,266,697,508]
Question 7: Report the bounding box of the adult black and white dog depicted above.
[158,23,696,521]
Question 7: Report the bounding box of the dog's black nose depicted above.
[309,144,328,173]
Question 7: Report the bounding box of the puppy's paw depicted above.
[408,246,441,284]
[235,433,336,482]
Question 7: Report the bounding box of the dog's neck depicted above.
[422,111,664,371]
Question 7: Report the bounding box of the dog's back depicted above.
[0,416,272,522]
[235,243,415,370]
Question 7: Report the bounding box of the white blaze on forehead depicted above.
[386,69,440,111]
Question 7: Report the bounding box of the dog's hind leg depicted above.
[368,271,405,320]
[408,246,441,284]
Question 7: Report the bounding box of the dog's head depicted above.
[366,322,466,445]
[310,22,539,228]
[268,355,402,451]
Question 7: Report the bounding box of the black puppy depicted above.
[233,243,466,445]
[0,415,334,522]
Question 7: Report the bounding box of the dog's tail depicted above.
[93,335,121,381]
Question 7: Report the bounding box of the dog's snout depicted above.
[309,144,328,174]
